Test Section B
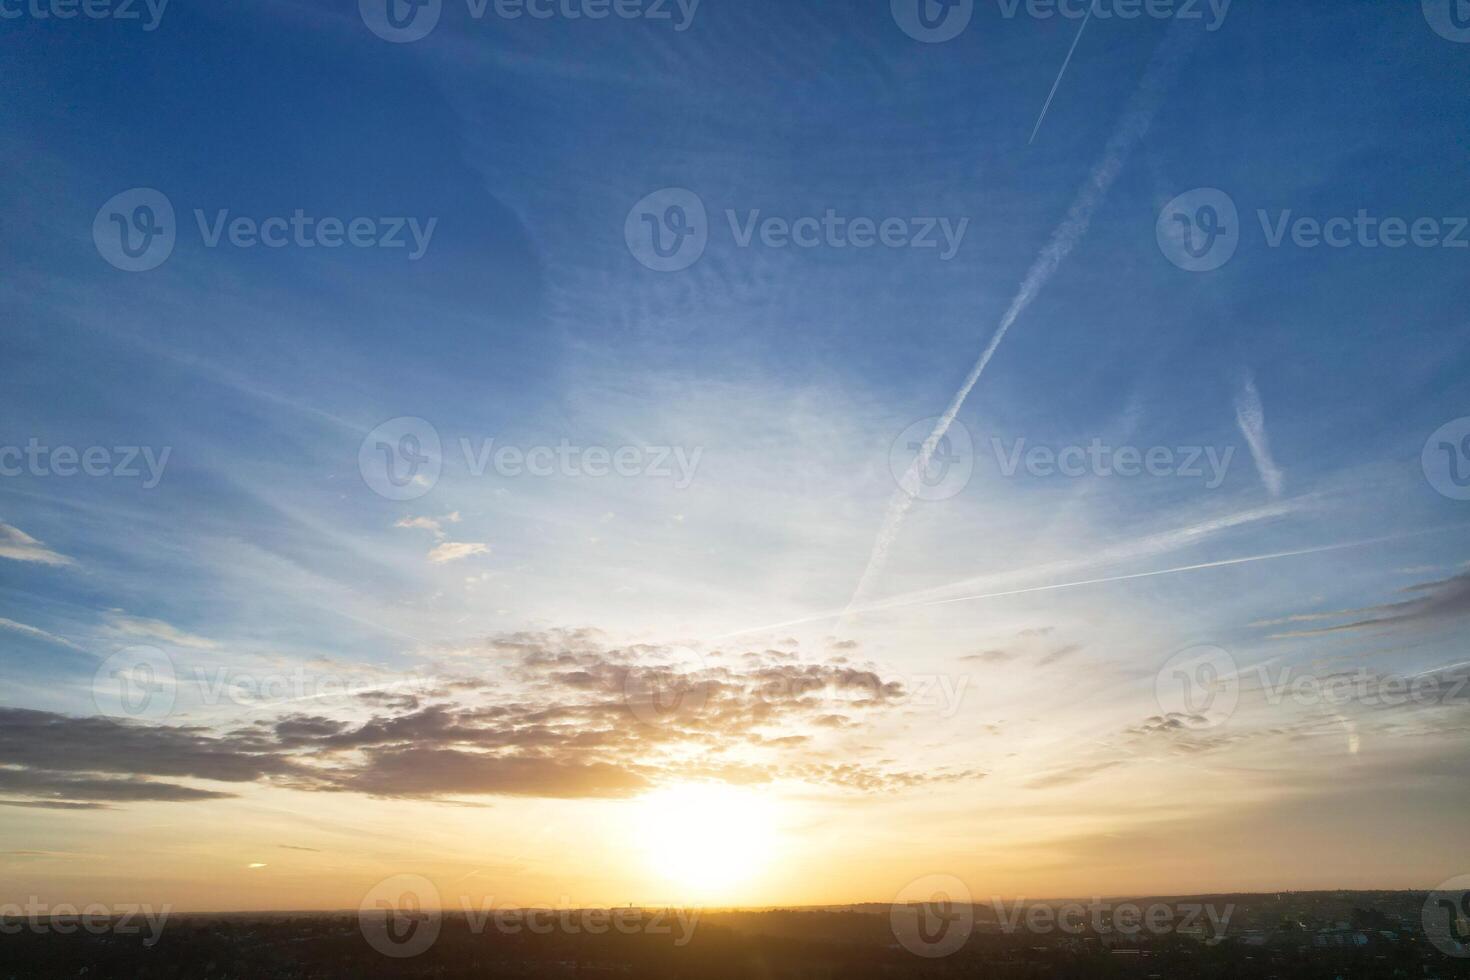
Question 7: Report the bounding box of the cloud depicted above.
[396,515,447,540]
[0,630,977,805]
[336,749,652,799]
[844,25,1202,611]
[0,800,113,811]
[105,614,220,651]
[0,617,86,652]
[428,541,490,564]
[1234,374,1284,498]
[1268,570,1470,638]
[1025,760,1126,790]
[0,707,300,791]
[0,768,234,803]
[1037,643,1083,667]
[961,649,1015,664]
[0,521,71,566]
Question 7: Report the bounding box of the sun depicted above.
[632,783,782,902]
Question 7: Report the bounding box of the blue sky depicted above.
[2,0,1470,907]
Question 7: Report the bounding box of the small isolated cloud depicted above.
[428,542,490,564]
[0,522,71,566]
[960,649,1014,664]
[396,516,447,540]
[1234,374,1284,497]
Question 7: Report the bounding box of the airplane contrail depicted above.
[899,532,1452,610]
[721,524,1470,641]
[1235,373,1285,498]
[843,24,1203,617]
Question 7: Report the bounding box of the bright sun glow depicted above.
[632,783,783,902]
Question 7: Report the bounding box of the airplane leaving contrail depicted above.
[896,530,1461,610]
[722,524,1470,640]
[843,24,1202,618]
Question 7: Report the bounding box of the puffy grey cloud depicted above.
[0,629,977,807]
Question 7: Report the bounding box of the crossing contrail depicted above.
[724,524,1470,641]
[843,24,1202,617]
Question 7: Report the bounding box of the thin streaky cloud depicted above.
[1235,375,1285,497]
[0,617,87,653]
[0,521,71,567]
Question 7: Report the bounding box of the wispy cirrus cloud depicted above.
[0,521,71,566]
[1235,374,1285,498]
[105,614,219,651]
[0,617,87,653]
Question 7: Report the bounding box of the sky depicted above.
[2,0,1470,913]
